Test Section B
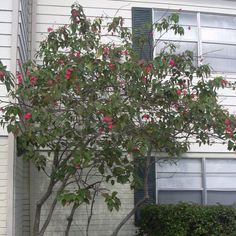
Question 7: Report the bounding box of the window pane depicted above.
[157,159,201,173]
[206,159,236,173]
[157,26,197,41]
[202,43,236,60]
[206,174,236,189]
[206,159,236,189]
[202,40,236,73]
[207,191,236,205]
[203,57,236,73]
[155,41,197,57]
[201,13,236,29]
[157,172,202,188]
[158,190,202,204]
[154,11,197,26]
[202,28,236,44]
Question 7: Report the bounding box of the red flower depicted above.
[122,50,129,56]
[17,73,22,84]
[30,76,38,85]
[221,79,228,86]
[24,112,31,120]
[144,64,153,74]
[225,125,232,134]
[142,114,150,120]
[169,58,176,67]
[103,47,110,56]
[71,9,78,17]
[65,68,73,80]
[103,116,113,129]
[75,51,80,58]
[47,27,53,32]
[177,89,181,95]
[0,71,5,78]
[183,90,187,95]
[108,63,116,71]
[103,116,112,122]
[140,76,147,83]
[107,123,113,129]
[58,59,64,65]
[225,118,230,125]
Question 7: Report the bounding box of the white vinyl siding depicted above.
[0,2,13,235]
[14,0,31,235]
[0,138,8,236]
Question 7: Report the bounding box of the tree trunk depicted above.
[65,203,79,236]
[33,179,55,235]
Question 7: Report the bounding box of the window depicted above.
[154,10,236,73]
[156,158,236,205]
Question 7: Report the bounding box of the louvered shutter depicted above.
[132,7,156,224]
[132,7,153,60]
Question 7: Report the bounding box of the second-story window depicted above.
[154,10,236,74]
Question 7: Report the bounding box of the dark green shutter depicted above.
[132,7,155,224]
[132,7,153,60]
[134,158,156,225]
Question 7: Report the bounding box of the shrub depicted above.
[137,203,236,236]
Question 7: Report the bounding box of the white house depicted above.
[1,0,236,235]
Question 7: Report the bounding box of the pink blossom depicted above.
[0,71,5,78]
[108,63,116,71]
[122,50,129,56]
[17,73,22,84]
[107,123,113,129]
[71,9,78,17]
[103,116,112,122]
[142,114,150,120]
[140,76,147,83]
[24,112,31,120]
[103,47,110,56]
[30,76,38,85]
[47,27,53,33]
[58,59,64,65]
[75,51,80,58]
[221,79,228,86]
[225,119,230,126]
[65,68,73,80]
[225,125,232,134]
[169,58,176,67]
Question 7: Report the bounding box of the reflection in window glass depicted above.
[159,190,202,204]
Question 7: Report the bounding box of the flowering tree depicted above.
[0,3,236,236]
